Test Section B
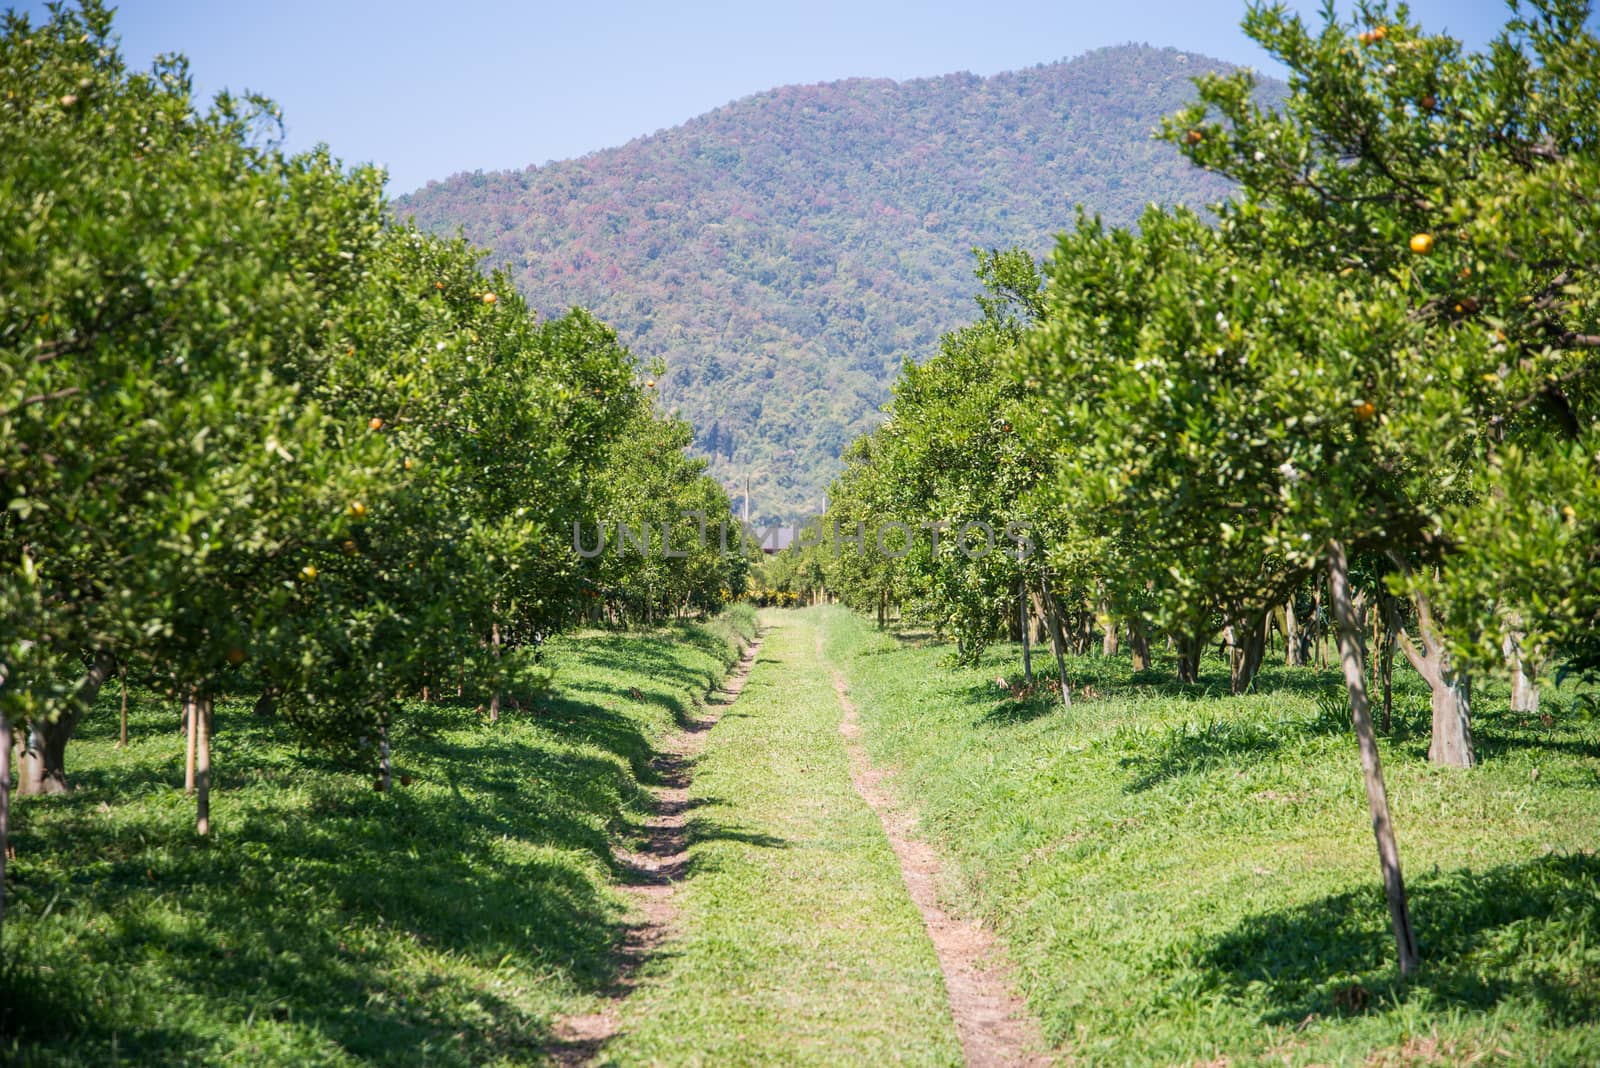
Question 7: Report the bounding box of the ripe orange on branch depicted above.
[1409,233,1435,255]
[1352,399,1377,422]
[368,417,384,431]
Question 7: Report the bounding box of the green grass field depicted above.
[821,605,1600,1066]
[0,609,755,1067]
[5,603,1597,1065]
[607,610,961,1066]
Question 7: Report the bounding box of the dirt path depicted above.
[821,632,1054,1068]
[546,634,763,1065]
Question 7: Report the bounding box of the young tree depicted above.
[826,250,1053,665]
[1166,0,1600,756]
[1012,200,1460,972]
[0,3,389,795]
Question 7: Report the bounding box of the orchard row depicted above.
[812,0,1599,974]
[0,0,749,949]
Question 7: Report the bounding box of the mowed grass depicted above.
[0,607,756,1067]
[608,610,962,1067]
[820,606,1600,1067]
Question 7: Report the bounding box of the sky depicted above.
[18,0,1525,195]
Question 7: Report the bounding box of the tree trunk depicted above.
[1227,611,1267,695]
[488,617,502,724]
[118,665,128,748]
[253,687,277,718]
[1176,631,1204,686]
[1327,541,1419,977]
[1283,599,1302,667]
[1129,619,1151,672]
[1370,594,1381,696]
[195,695,212,837]
[1504,628,1539,715]
[1100,598,1118,658]
[1312,586,1327,669]
[379,721,391,793]
[1381,611,1396,735]
[1029,591,1053,646]
[18,651,115,795]
[1430,664,1474,767]
[184,691,199,795]
[1040,572,1071,709]
[1020,581,1033,683]
[1,710,11,953]
[1388,585,1475,768]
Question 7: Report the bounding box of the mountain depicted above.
[393,44,1256,520]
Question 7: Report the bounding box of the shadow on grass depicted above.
[0,625,755,1066]
[2,729,634,1064]
[1194,853,1600,1027]
[1117,718,1287,791]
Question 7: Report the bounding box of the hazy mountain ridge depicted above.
[395,44,1262,518]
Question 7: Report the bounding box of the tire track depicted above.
[821,631,1054,1068]
[546,632,763,1065]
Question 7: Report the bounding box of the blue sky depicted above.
[18,1,1522,194]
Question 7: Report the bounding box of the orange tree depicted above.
[583,396,747,626]
[1013,203,1468,973]
[1012,0,1600,975]
[1165,0,1600,755]
[0,4,392,801]
[311,226,640,727]
[0,1,672,948]
[823,250,1055,666]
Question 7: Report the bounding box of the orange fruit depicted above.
[1184,129,1203,145]
[1353,400,1377,422]
[348,501,367,519]
[1409,233,1434,255]
[226,647,246,665]
[482,292,497,304]
[300,564,318,581]
[368,417,384,431]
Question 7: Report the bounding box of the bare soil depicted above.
[823,632,1055,1068]
[545,634,764,1065]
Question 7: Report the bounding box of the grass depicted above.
[607,609,962,1066]
[8,602,1594,1065]
[0,606,756,1067]
[820,605,1600,1067]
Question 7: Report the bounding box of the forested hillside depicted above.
[394,45,1255,517]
